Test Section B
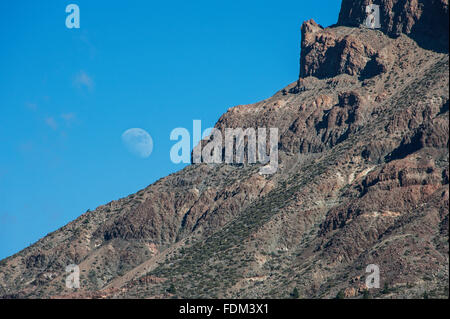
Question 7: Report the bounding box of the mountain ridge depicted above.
[0,0,448,299]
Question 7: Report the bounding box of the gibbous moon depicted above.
[121,128,153,158]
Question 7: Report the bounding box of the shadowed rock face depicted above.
[0,1,448,299]
[338,0,449,51]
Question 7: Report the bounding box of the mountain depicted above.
[1,0,448,299]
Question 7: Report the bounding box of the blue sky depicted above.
[0,0,341,259]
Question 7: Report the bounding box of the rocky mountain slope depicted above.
[0,0,448,299]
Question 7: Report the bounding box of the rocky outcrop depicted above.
[300,19,389,79]
[300,0,449,80]
[338,0,449,51]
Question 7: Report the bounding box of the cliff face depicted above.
[338,0,449,51]
[0,1,448,299]
[299,19,391,79]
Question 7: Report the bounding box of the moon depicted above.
[121,128,153,158]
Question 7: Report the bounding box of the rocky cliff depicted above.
[338,0,449,51]
[0,1,448,299]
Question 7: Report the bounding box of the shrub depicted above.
[167,284,176,294]
[335,290,345,299]
[291,287,299,299]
